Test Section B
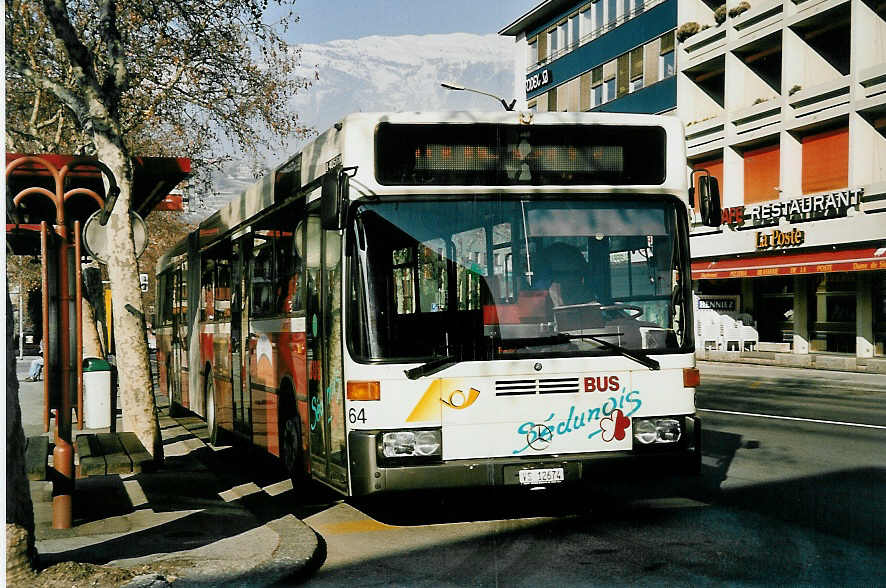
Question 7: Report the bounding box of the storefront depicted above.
[693,248,886,355]
[689,189,886,358]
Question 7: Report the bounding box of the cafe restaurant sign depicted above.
[721,188,863,228]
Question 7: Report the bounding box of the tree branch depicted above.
[99,0,128,100]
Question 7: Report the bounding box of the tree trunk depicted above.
[82,297,104,359]
[6,290,36,582]
[93,133,163,462]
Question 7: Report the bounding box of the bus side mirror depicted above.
[321,169,347,230]
[698,175,721,228]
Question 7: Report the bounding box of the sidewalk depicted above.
[16,357,323,587]
[697,350,886,374]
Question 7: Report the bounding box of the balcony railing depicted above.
[526,0,667,73]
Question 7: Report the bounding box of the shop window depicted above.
[802,127,848,195]
[692,157,724,212]
[743,143,780,204]
[875,272,886,356]
[811,273,857,353]
[756,276,794,343]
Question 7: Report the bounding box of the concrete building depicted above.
[502,0,886,360]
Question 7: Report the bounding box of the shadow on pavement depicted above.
[37,410,338,570]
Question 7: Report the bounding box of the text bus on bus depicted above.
[155,111,711,496]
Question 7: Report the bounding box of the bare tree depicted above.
[6,0,313,460]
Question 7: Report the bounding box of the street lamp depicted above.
[440,81,516,111]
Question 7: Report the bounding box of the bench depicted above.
[25,435,50,481]
[75,433,154,478]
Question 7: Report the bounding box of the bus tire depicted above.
[279,386,305,486]
[205,369,220,445]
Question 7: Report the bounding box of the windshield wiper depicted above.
[562,333,660,370]
[404,355,460,380]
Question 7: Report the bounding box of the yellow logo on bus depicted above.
[406,379,480,422]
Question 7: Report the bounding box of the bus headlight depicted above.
[381,429,442,458]
[633,418,682,445]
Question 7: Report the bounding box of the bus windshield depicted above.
[348,196,688,363]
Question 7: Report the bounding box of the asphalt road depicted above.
[301,362,886,586]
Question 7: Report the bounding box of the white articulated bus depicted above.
[156,111,706,496]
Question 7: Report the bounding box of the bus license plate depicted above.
[518,468,564,485]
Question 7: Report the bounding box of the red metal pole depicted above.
[51,222,74,529]
[75,221,83,430]
[41,223,50,433]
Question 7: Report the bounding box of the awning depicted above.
[6,153,191,223]
[691,245,886,279]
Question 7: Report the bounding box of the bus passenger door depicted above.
[169,267,183,409]
[305,214,348,491]
[231,239,251,437]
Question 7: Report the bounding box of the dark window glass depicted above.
[376,123,667,186]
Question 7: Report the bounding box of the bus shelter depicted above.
[5,153,190,529]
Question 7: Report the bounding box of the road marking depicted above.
[699,409,886,430]
[312,519,397,534]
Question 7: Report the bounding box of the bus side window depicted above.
[276,230,304,314]
[160,271,175,325]
[251,233,275,316]
[201,260,215,321]
[392,247,415,315]
[215,261,232,320]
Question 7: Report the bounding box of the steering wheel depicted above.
[599,303,643,319]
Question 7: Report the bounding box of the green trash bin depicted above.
[83,357,112,429]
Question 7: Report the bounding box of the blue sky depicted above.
[285,0,540,44]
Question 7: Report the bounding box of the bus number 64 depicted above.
[348,407,367,424]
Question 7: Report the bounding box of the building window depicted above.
[593,85,603,106]
[569,14,581,47]
[548,28,558,57]
[608,0,617,25]
[629,46,643,92]
[801,127,849,194]
[659,31,675,79]
[743,143,780,204]
[660,50,675,79]
[594,0,604,33]
[558,21,568,53]
[591,66,603,107]
[604,78,615,102]
[528,39,537,68]
[581,9,592,42]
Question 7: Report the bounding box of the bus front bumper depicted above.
[348,416,701,496]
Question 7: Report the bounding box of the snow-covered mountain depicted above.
[289,33,517,134]
[187,32,516,220]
